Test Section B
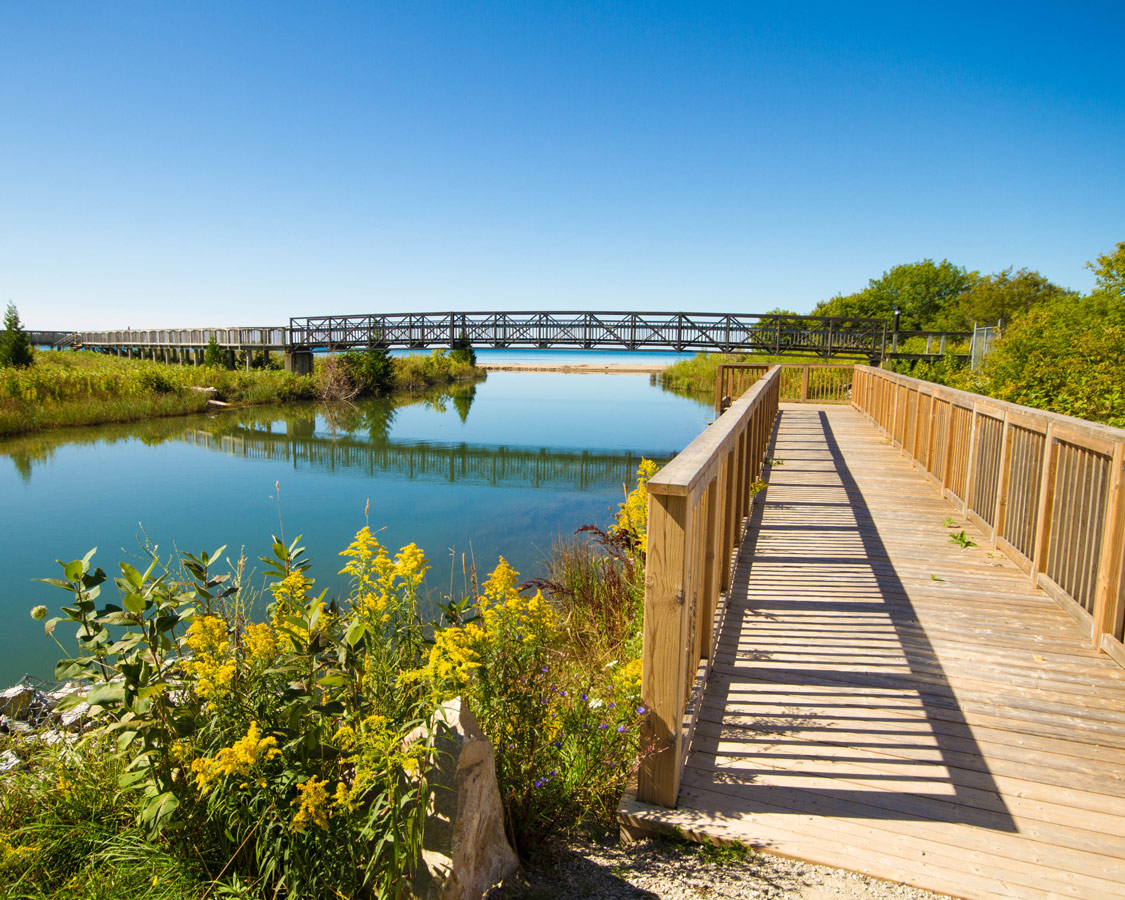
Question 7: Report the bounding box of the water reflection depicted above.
[1,372,710,684]
[2,381,672,489]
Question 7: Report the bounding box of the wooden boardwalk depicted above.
[623,405,1125,900]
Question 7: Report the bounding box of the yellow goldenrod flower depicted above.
[190,721,281,794]
[291,775,330,832]
[182,615,236,699]
[243,622,280,665]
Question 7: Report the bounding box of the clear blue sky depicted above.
[3,1,1122,329]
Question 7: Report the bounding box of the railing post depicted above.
[964,408,981,516]
[715,364,726,414]
[992,415,1014,545]
[1031,426,1058,581]
[1093,443,1125,648]
[801,365,809,402]
[638,492,690,807]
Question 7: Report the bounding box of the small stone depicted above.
[0,749,22,773]
[59,703,90,731]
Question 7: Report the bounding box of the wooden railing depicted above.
[715,362,853,412]
[638,366,780,806]
[853,366,1125,666]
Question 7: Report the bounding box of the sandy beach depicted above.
[477,361,667,374]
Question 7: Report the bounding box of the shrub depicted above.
[450,330,476,367]
[33,530,440,898]
[342,345,394,396]
[203,336,227,369]
[0,302,34,369]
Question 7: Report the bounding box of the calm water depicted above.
[0,370,710,685]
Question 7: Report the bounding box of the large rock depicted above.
[0,686,34,719]
[413,699,519,900]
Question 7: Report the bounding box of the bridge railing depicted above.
[715,362,853,412]
[77,328,287,348]
[853,366,1125,666]
[638,365,780,806]
[289,311,888,356]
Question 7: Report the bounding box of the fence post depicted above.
[1093,443,1125,647]
[1031,426,1058,581]
[638,492,689,807]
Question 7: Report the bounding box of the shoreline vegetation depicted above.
[0,461,658,899]
[0,347,484,440]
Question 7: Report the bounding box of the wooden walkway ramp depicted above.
[623,404,1125,900]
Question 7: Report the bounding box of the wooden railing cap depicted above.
[648,365,780,499]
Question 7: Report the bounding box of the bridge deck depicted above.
[622,405,1125,900]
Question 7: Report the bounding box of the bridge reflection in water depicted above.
[178,423,672,491]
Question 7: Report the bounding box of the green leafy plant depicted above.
[32,528,441,898]
[949,530,976,549]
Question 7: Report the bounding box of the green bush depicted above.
[31,531,439,898]
[945,242,1125,427]
[203,337,227,369]
[342,345,394,396]
[0,303,34,369]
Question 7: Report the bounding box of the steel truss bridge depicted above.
[47,313,969,368]
[287,311,890,358]
[179,425,672,491]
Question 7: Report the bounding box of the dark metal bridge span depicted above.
[287,311,889,358]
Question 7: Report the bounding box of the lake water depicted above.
[0,369,711,686]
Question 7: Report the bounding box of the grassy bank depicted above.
[658,351,827,399]
[0,463,656,899]
[0,349,484,439]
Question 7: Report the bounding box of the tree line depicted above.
[805,243,1125,427]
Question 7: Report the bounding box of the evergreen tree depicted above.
[203,335,226,368]
[0,302,34,368]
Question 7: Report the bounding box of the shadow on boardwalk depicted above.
[689,408,1016,831]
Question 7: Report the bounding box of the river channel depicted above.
[0,368,711,686]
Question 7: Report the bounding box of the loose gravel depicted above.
[487,835,954,900]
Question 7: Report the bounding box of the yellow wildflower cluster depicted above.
[0,835,35,875]
[190,720,280,794]
[243,622,280,665]
[291,775,331,832]
[478,558,555,637]
[270,571,313,615]
[182,615,236,699]
[610,458,659,555]
[614,657,643,696]
[424,621,481,688]
[421,559,556,697]
[339,527,430,625]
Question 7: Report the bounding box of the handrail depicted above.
[853,366,1125,666]
[76,328,287,348]
[715,362,853,412]
[638,365,781,806]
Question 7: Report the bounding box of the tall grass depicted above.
[658,351,826,399]
[0,351,317,438]
[0,349,484,439]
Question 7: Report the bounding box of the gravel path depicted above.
[487,836,954,900]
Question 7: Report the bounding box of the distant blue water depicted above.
[397,348,697,366]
